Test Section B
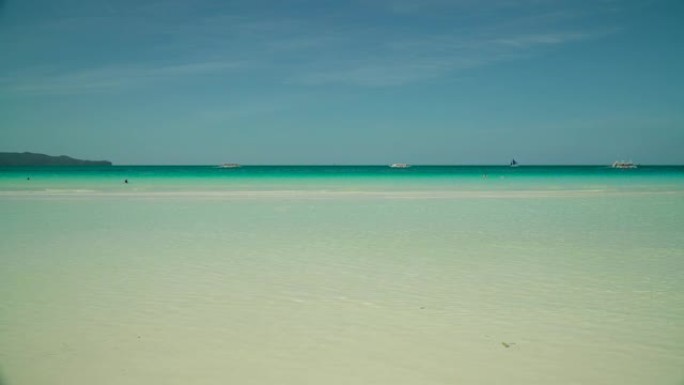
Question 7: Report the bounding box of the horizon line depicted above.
[77,163,684,167]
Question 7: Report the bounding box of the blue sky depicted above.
[1,0,683,164]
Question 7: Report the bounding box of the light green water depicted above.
[1,167,683,384]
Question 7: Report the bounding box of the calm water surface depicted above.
[1,166,683,384]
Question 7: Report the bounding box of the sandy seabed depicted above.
[1,185,683,384]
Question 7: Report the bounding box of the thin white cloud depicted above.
[493,31,593,47]
[290,29,608,87]
[363,0,584,14]
[294,61,450,87]
[151,61,243,75]
[1,60,244,95]
[0,0,623,94]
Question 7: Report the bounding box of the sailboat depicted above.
[509,159,518,167]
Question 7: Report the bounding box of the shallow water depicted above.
[1,166,683,384]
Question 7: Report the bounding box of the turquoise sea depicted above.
[1,166,683,384]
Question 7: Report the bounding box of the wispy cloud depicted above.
[287,0,622,87]
[0,0,623,94]
[290,29,610,87]
[0,60,243,95]
[293,60,455,87]
[492,31,602,47]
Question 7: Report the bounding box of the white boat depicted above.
[612,161,637,169]
[390,163,410,168]
[218,163,241,168]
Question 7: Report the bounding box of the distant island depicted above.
[0,152,112,166]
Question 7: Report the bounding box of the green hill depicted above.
[0,152,112,166]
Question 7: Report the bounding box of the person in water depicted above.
[124,179,128,184]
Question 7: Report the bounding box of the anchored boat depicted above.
[612,161,637,169]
